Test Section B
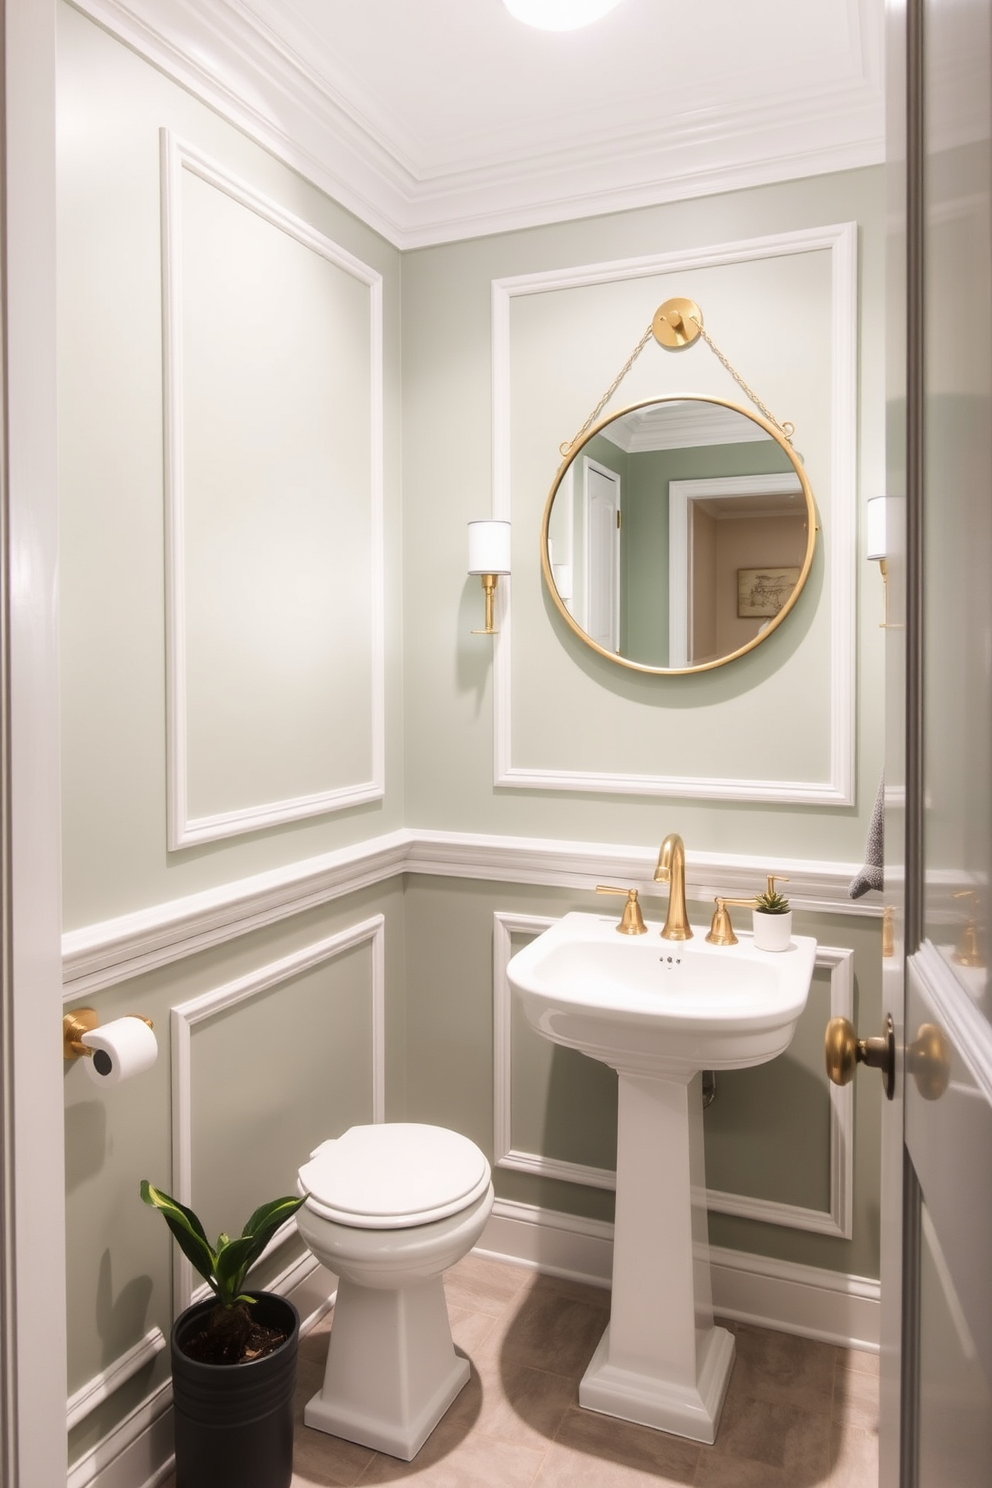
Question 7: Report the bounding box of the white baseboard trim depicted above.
[67,1253,336,1488]
[477,1198,880,1352]
[478,1198,614,1288]
[62,828,879,998]
[708,1244,880,1353]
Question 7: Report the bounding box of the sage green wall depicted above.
[401,166,885,859]
[57,3,405,932]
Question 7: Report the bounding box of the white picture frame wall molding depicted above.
[161,131,385,849]
[170,916,386,1313]
[492,913,855,1240]
[491,222,857,805]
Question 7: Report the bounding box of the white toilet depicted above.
[295,1122,494,1460]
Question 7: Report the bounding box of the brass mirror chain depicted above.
[687,314,794,444]
[559,303,795,458]
[559,322,656,456]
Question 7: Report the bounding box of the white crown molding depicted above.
[493,224,858,806]
[160,130,385,848]
[478,1199,880,1350]
[61,828,878,999]
[70,0,414,244]
[68,0,883,248]
[493,915,855,1240]
[601,403,772,454]
[170,917,385,1313]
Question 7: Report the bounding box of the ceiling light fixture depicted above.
[503,0,624,32]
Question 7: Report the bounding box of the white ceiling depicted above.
[79,0,885,246]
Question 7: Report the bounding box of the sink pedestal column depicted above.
[579,1069,735,1444]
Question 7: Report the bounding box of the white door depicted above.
[0,1,69,1482]
[584,459,620,654]
[874,3,992,1484]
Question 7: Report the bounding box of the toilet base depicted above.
[304,1274,469,1460]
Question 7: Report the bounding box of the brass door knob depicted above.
[825,1015,951,1103]
[906,1022,951,1101]
[825,1013,895,1100]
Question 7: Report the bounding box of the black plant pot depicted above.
[170,1291,299,1488]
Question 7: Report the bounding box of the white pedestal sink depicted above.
[506,911,816,1445]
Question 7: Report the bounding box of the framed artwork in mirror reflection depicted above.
[737,566,800,619]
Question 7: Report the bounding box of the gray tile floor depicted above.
[166,1254,880,1486]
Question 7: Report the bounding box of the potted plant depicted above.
[752,875,792,951]
[140,1180,305,1488]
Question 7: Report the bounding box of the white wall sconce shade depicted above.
[503,0,623,31]
[866,495,888,562]
[468,520,511,576]
[468,520,511,635]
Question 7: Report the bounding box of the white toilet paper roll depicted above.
[81,1016,157,1087]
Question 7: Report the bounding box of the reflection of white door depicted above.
[877,6,992,1486]
[583,459,620,654]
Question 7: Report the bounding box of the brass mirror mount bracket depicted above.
[63,1007,154,1060]
[652,298,703,350]
[596,885,647,935]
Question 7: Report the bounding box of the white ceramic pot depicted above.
[752,909,792,952]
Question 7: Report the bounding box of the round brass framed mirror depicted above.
[540,395,817,674]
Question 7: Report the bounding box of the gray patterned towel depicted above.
[849,776,884,898]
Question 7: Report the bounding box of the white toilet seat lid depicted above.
[298,1124,491,1229]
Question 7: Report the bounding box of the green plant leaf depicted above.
[242,1194,306,1245]
[140,1180,217,1289]
[223,1195,307,1293]
[213,1234,260,1305]
[140,1183,306,1305]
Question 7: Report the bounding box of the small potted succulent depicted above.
[140,1180,304,1488]
[752,875,792,951]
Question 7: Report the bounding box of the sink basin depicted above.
[506,909,816,1445]
[507,910,817,1077]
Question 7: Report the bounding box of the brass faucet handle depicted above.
[596,885,648,936]
[705,896,757,947]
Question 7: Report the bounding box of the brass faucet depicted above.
[653,833,693,941]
